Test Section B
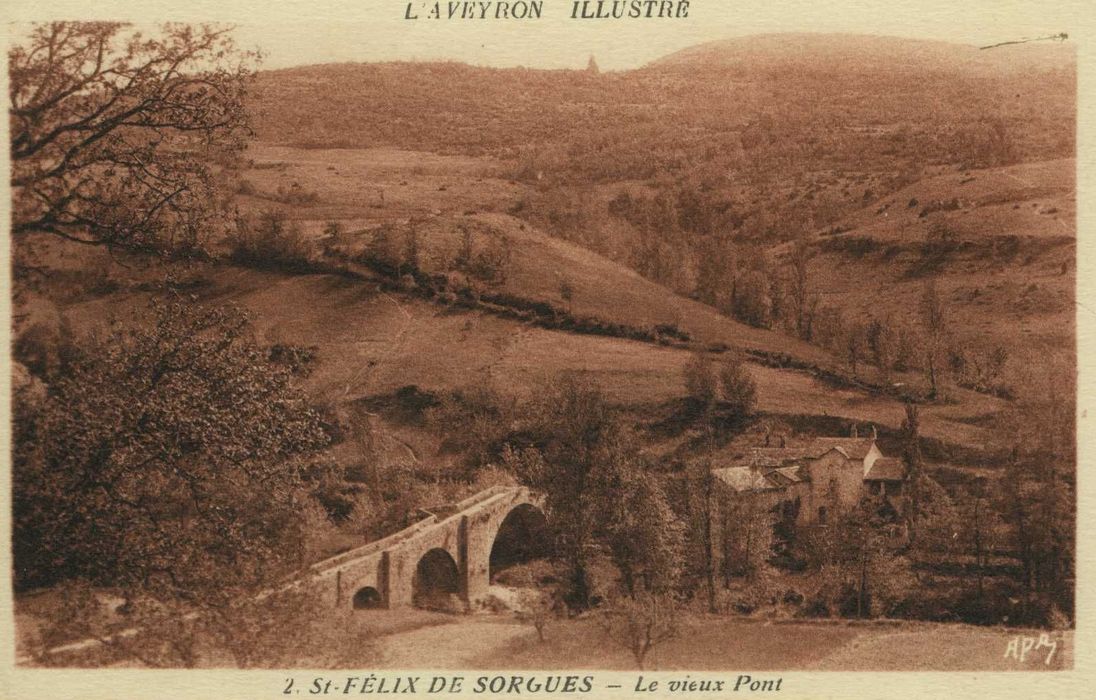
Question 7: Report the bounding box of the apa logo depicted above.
[1003,633,1059,666]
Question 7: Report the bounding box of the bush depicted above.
[268,343,318,377]
[782,588,805,605]
[229,210,314,272]
[800,593,831,618]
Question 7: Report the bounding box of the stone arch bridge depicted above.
[306,486,547,611]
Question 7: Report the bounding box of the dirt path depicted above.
[377,618,532,669]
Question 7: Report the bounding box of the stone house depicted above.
[707,428,907,576]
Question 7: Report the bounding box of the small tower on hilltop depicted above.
[586,54,600,75]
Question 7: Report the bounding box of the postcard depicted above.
[1,1,1091,698]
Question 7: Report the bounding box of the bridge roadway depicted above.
[306,485,546,611]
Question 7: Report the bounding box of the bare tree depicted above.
[868,316,899,381]
[845,319,870,378]
[599,592,679,670]
[515,589,559,643]
[789,237,814,340]
[9,22,256,253]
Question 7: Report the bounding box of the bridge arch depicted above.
[413,548,460,610]
[352,586,383,609]
[489,503,550,581]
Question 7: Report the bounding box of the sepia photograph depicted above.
[2,0,1086,689]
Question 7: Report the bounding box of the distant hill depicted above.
[249,33,1075,171]
[649,33,1075,75]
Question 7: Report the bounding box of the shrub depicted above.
[268,343,318,377]
[229,210,314,272]
[800,593,831,618]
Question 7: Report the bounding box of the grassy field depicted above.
[366,613,1072,672]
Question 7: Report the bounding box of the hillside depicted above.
[246,34,1074,357]
[798,158,1075,354]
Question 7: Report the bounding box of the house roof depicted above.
[773,466,808,484]
[712,464,809,493]
[803,438,876,460]
[864,456,905,481]
[732,437,876,467]
[712,466,783,493]
[739,447,838,467]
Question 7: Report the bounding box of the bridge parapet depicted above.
[310,513,437,576]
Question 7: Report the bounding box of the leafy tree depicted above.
[362,224,404,273]
[503,377,615,609]
[9,22,256,253]
[812,305,846,355]
[601,469,685,596]
[955,478,1004,596]
[718,354,757,419]
[693,234,735,311]
[769,274,788,330]
[13,299,329,610]
[993,356,1074,617]
[717,494,774,583]
[832,501,908,618]
[682,350,718,415]
[732,269,772,328]
[683,458,717,611]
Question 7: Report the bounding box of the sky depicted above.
[3,0,1090,71]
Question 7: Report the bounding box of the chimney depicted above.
[851,424,858,438]
[871,424,878,441]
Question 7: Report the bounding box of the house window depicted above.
[869,481,882,496]
[818,506,828,525]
